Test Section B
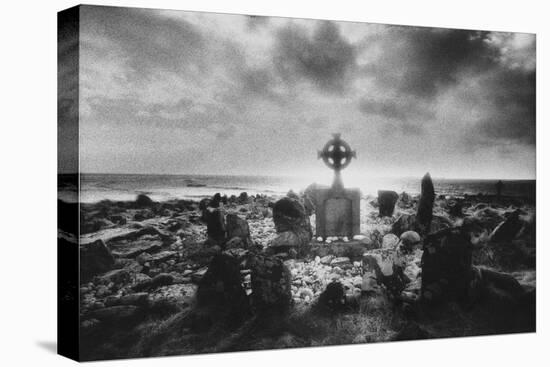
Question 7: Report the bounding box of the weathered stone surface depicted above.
[272,197,310,233]
[391,213,417,237]
[135,194,154,208]
[203,208,226,243]
[225,213,251,246]
[400,231,421,251]
[196,254,250,316]
[378,190,399,217]
[490,210,524,242]
[111,239,163,258]
[362,249,408,297]
[85,305,141,322]
[250,255,292,313]
[80,239,115,281]
[98,268,131,285]
[105,293,150,307]
[381,233,400,249]
[416,173,435,234]
[318,281,346,311]
[421,227,473,303]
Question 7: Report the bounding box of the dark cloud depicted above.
[358,98,434,122]
[363,27,497,98]
[80,5,206,78]
[473,67,535,146]
[274,21,358,93]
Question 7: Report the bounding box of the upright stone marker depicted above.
[313,134,361,239]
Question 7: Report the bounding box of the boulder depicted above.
[250,255,292,313]
[196,254,250,318]
[318,281,346,312]
[400,231,421,251]
[391,213,417,236]
[362,249,409,297]
[269,228,311,253]
[85,305,142,322]
[378,190,399,217]
[381,233,400,249]
[490,210,524,242]
[421,227,473,303]
[238,192,249,204]
[80,239,115,282]
[397,192,414,209]
[135,194,154,208]
[272,197,311,234]
[416,173,435,234]
[225,213,251,246]
[203,208,226,243]
[98,268,131,285]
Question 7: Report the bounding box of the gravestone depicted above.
[313,134,361,239]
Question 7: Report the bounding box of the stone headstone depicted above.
[378,190,399,217]
[313,134,361,239]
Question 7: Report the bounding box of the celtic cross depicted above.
[318,133,356,190]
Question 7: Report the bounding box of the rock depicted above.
[250,255,292,313]
[397,192,413,209]
[196,254,250,318]
[111,239,163,258]
[330,257,351,267]
[400,231,421,251]
[203,208,226,243]
[85,305,141,322]
[149,251,177,266]
[449,200,464,217]
[225,213,251,247]
[381,234,400,249]
[98,268,131,285]
[378,190,399,217]
[391,214,417,237]
[490,210,524,242]
[320,255,334,265]
[363,250,409,297]
[270,229,311,253]
[318,281,346,311]
[150,273,174,288]
[135,194,154,208]
[238,192,249,203]
[421,227,473,303]
[105,293,150,307]
[416,173,435,234]
[272,197,311,234]
[80,239,115,281]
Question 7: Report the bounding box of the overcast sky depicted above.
[68,5,535,179]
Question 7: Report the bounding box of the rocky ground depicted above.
[61,182,536,361]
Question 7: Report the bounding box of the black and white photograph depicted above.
[55,1,539,363]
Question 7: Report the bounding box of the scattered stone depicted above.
[391,214,417,237]
[490,210,524,242]
[318,281,346,312]
[98,269,131,285]
[135,194,154,208]
[250,255,292,313]
[421,227,473,303]
[196,254,250,317]
[378,190,399,217]
[80,239,115,281]
[330,257,351,267]
[400,231,421,251]
[225,213,251,246]
[381,233,400,249]
[203,208,226,243]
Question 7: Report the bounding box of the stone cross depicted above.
[318,133,357,190]
[313,134,361,239]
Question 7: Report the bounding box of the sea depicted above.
[58,173,536,204]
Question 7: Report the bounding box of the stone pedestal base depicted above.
[313,187,361,239]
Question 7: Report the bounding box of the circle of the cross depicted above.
[318,133,356,172]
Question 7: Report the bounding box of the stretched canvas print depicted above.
[58,4,536,361]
